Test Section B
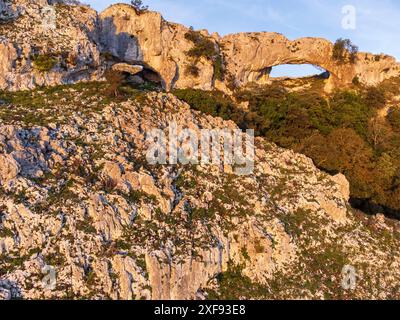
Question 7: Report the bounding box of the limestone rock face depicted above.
[99,4,400,92]
[111,63,143,75]
[220,33,400,89]
[1,87,400,300]
[99,4,216,91]
[331,173,351,201]
[0,0,102,91]
[355,53,400,85]
[0,154,20,187]
[0,2,399,92]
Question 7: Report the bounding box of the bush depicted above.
[214,55,224,81]
[205,264,266,300]
[31,54,58,72]
[363,86,386,110]
[184,30,224,81]
[185,63,200,77]
[104,70,125,97]
[173,88,240,121]
[130,0,148,13]
[332,38,358,64]
[388,108,400,131]
[185,30,217,60]
[352,76,360,85]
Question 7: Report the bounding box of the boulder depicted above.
[0,154,20,186]
[111,63,143,75]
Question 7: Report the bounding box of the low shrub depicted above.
[185,30,217,60]
[332,38,359,64]
[184,30,224,81]
[185,63,200,77]
[31,54,58,72]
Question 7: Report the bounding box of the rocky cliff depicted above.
[1,1,399,93]
[1,1,400,300]
[1,83,400,299]
[0,0,101,91]
[220,33,400,91]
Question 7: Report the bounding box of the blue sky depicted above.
[85,0,400,77]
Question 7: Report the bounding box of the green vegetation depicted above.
[175,173,197,191]
[45,251,66,266]
[76,217,97,234]
[332,38,359,64]
[213,55,224,81]
[0,81,149,126]
[184,30,224,81]
[123,189,157,205]
[185,63,200,77]
[174,79,400,217]
[0,226,14,238]
[205,264,267,300]
[31,54,58,72]
[130,0,149,13]
[104,70,125,97]
[173,88,238,121]
[278,208,316,238]
[185,30,218,60]
[388,108,400,129]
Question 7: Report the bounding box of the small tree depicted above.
[332,38,359,64]
[104,70,125,97]
[368,117,391,149]
[130,0,148,14]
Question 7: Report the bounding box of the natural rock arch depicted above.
[220,32,400,91]
[220,33,354,91]
[268,64,329,79]
[0,1,399,92]
[100,5,400,93]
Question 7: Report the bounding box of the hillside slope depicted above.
[0,84,400,299]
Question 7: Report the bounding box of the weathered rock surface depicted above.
[0,0,102,91]
[221,33,400,90]
[99,4,400,92]
[99,4,217,91]
[111,63,143,75]
[0,153,20,186]
[1,1,398,92]
[1,84,400,300]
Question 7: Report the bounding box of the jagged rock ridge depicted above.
[0,1,399,92]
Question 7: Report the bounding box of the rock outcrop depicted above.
[0,0,18,22]
[221,33,400,90]
[1,1,398,93]
[0,0,102,91]
[99,4,400,92]
[111,63,143,75]
[99,4,217,91]
[1,84,400,299]
[0,153,20,187]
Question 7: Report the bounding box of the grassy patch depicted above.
[31,54,58,72]
[205,264,267,300]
